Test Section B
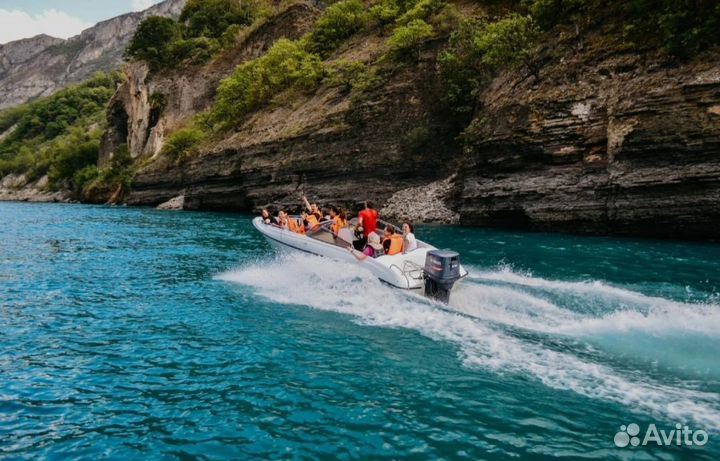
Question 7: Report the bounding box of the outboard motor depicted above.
[424,250,461,303]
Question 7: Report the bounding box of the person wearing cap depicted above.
[347,232,384,261]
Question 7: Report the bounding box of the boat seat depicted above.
[337,228,354,244]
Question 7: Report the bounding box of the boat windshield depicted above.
[306,219,351,248]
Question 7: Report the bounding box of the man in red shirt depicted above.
[358,201,378,238]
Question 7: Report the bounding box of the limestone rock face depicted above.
[381,176,460,224]
[102,10,720,239]
[0,174,70,202]
[0,0,185,110]
[458,54,720,239]
[156,195,185,210]
[100,3,320,164]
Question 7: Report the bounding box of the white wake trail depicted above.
[465,266,720,337]
[216,254,720,430]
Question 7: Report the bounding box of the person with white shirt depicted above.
[402,222,417,253]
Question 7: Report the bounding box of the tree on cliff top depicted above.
[125,16,181,70]
[179,0,257,39]
[304,0,367,57]
[474,14,541,79]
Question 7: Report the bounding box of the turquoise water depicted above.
[1,202,719,460]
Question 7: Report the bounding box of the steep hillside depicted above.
[0,0,185,110]
[2,0,719,240]
[95,0,720,239]
[458,48,720,239]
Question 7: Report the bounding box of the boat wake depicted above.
[216,253,720,431]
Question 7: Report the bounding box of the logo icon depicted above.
[614,423,708,448]
[614,423,641,447]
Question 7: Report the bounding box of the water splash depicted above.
[216,254,720,431]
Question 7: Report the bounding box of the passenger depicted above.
[287,215,305,234]
[348,232,384,261]
[382,225,404,256]
[402,222,418,253]
[357,200,378,239]
[302,196,323,221]
[330,206,347,235]
[321,208,332,222]
[303,211,320,232]
[277,211,289,229]
[260,208,273,225]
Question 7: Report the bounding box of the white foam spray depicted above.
[216,254,720,430]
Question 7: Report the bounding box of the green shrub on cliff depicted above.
[438,15,540,114]
[438,20,481,115]
[125,16,182,70]
[168,36,220,64]
[47,128,103,188]
[526,0,720,57]
[304,0,368,57]
[396,0,445,25]
[383,19,434,61]
[0,105,29,134]
[368,0,401,24]
[80,144,134,202]
[0,72,119,181]
[624,0,720,56]
[210,39,324,128]
[324,60,381,94]
[162,126,207,162]
[179,0,257,39]
[474,14,541,76]
[127,0,268,70]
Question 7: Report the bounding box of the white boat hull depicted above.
[252,217,467,290]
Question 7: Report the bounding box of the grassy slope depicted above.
[0,72,121,194]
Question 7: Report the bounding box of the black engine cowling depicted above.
[423,250,461,303]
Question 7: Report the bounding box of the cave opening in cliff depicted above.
[110,104,129,147]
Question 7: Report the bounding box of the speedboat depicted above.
[252,216,469,302]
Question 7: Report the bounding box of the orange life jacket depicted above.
[384,234,404,256]
[287,217,305,234]
[306,214,319,230]
[331,216,347,235]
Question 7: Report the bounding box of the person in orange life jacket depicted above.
[329,206,347,234]
[382,225,404,256]
[302,211,320,232]
[302,196,323,221]
[286,214,305,234]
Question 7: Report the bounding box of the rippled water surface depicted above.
[1,202,719,460]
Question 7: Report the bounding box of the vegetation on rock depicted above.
[305,0,367,57]
[383,19,434,61]
[527,0,720,57]
[179,0,258,39]
[210,38,324,129]
[79,144,135,203]
[161,125,208,162]
[0,72,120,193]
[3,0,720,204]
[126,0,270,71]
[124,16,182,70]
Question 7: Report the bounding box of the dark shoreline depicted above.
[2,199,718,244]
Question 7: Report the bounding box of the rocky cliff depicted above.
[0,0,185,109]
[100,3,720,240]
[459,49,720,239]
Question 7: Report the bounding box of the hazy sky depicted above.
[0,0,164,44]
